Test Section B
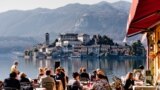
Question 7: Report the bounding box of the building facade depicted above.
[56,33,90,47]
[78,34,90,44]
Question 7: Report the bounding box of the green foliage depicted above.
[87,34,114,45]
[52,39,58,46]
[131,40,145,56]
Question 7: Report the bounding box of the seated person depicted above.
[54,68,64,90]
[4,72,20,90]
[60,67,68,90]
[80,68,89,81]
[41,70,56,90]
[20,73,33,90]
[37,67,45,81]
[32,79,40,89]
[20,72,30,83]
[124,72,135,90]
[138,65,145,81]
[70,72,83,90]
[91,70,97,81]
[92,73,110,90]
[97,69,109,83]
[55,68,62,80]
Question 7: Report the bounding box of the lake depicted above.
[0,53,146,82]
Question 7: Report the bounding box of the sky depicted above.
[0,0,131,13]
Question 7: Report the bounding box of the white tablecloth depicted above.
[133,86,157,90]
[35,88,46,90]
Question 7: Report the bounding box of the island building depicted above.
[56,33,90,47]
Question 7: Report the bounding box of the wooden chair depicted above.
[20,82,33,90]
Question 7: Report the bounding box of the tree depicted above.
[102,35,114,45]
[86,38,95,45]
[131,40,145,56]
[97,34,102,44]
[52,39,58,47]
[86,34,115,46]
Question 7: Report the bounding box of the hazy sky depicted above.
[0,0,131,13]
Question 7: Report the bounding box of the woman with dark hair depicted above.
[124,72,135,90]
[71,72,83,90]
[91,70,97,81]
[92,73,111,90]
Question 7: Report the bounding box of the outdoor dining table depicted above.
[81,81,93,90]
[133,85,157,90]
[35,87,46,90]
[82,85,93,90]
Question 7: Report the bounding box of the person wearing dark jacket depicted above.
[91,70,97,81]
[124,72,134,90]
[80,68,89,81]
[97,69,109,83]
[20,73,33,90]
[71,72,83,90]
[20,73,30,83]
[4,72,20,90]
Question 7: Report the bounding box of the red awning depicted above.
[127,0,160,37]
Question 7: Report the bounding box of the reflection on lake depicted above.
[22,56,146,82]
[0,53,146,82]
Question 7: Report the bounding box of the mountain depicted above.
[112,1,131,13]
[0,37,38,53]
[0,1,131,43]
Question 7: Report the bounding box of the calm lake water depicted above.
[0,53,146,82]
